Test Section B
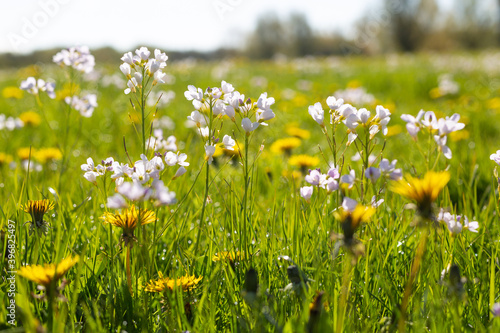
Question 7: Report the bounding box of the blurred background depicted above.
[0,0,499,67]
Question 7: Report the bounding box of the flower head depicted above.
[34,148,62,164]
[334,198,375,242]
[308,102,325,126]
[23,199,55,235]
[212,251,244,264]
[19,111,41,127]
[101,205,156,245]
[241,118,259,134]
[19,256,79,290]
[491,150,500,165]
[391,171,450,220]
[286,126,311,139]
[288,154,320,171]
[20,77,56,99]
[53,46,95,73]
[300,186,314,202]
[270,137,301,155]
[145,273,202,293]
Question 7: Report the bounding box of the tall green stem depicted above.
[141,67,146,155]
[242,134,250,258]
[193,99,213,254]
[398,228,429,331]
[126,244,133,295]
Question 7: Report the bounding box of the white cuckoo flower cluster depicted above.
[147,129,178,152]
[65,94,98,118]
[401,110,465,159]
[185,81,276,164]
[300,166,340,202]
[308,96,391,145]
[364,158,403,183]
[0,114,24,131]
[437,209,479,235]
[81,151,188,208]
[53,46,95,73]
[20,77,56,99]
[120,47,168,94]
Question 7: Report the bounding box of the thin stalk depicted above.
[193,99,213,254]
[108,223,114,329]
[126,244,133,295]
[337,257,354,332]
[243,134,250,258]
[141,67,147,155]
[398,228,429,331]
[193,161,210,254]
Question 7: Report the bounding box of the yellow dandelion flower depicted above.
[429,87,442,99]
[286,126,311,139]
[23,199,55,235]
[334,204,375,232]
[288,154,320,169]
[390,171,450,219]
[212,143,241,159]
[101,205,156,245]
[488,97,500,110]
[212,251,244,263]
[18,147,35,160]
[281,169,303,181]
[270,137,301,154]
[225,142,242,157]
[347,80,362,88]
[385,125,402,137]
[34,148,62,164]
[18,65,41,78]
[56,83,80,100]
[145,272,203,293]
[449,130,469,142]
[291,94,309,107]
[2,86,24,99]
[212,144,224,158]
[18,256,79,288]
[0,152,13,166]
[308,291,325,332]
[19,111,41,127]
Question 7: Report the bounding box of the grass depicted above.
[1,51,500,332]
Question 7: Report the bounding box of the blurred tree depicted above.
[287,13,315,57]
[246,13,286,59]
[451,0,496,49]
[384,0,438,52]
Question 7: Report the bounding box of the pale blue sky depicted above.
[0,0,490,54]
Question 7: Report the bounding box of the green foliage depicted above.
[1,52,500,332]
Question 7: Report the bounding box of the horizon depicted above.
[1,0,468,55]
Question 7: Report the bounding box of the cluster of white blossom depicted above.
[53,46,95,73]
[437,209,479,235]
[146,129,178,152]
[364,159,403,183]
[81,153,188,208]
[20,77,55,99]
[300,166,340,201]
[401,110,465,159]
[436,74,459,96]
[185,81,275,163]
[120,47,168,94]
[0,114,24,131]
[65,94,98,118]
[308,96,391,145]
[333,87,375,105]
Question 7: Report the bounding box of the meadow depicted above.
[1,47,500,332]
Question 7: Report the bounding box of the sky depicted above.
[0,0,470,54]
